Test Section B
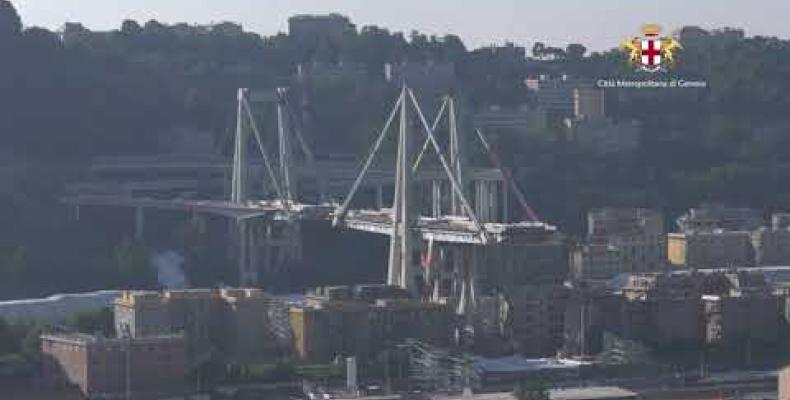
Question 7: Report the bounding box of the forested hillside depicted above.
[1,0,790,297]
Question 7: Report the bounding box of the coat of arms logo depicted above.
[621,24,682,72]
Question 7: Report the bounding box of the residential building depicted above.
[289,285,451,362]
[610,273,705,349]
[703,293,781,346]
[780,365,790,400]
[668,231,755,268]
[702,270,781,346]
[571,242,621,280]
[753,228,790,266]
[753,214,790,266]
[573,87,606,120]
[525,76,604,120]
[41,333,186,399]
[573,208,665,280]
[482,229,569,287]
[113,288,278,365]
[501,284,569,356]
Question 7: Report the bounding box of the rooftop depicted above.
[549,386,637,400]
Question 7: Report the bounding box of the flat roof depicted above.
[549,387,637,400]
[430,387,636,400]
[473,356,588,374]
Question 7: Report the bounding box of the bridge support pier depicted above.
[237,218,304,287]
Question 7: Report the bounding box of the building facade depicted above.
[668,231,755,269]
[41,333,186,399]
[753,226,790,266]
[289,285,451,362]
[114,288,278,365]
[573,208,665,280]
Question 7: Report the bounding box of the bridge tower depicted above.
[334,86,485,291]
[230,88,315,286]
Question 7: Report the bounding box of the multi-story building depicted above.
[289,285,451,362]
[41,333,186,399]
[567,270,784,356]
[668,230,755,269]
[500,284,569,356]
[702,270,781,346]
[573,86,606,120]
[703,293,781,346]
[114,288,277,365]
[525,76,604,120]
[752,213,790,266]
[753,228,790,266]
[573,208,665,280]
[619,273,705,348]
[780,365,790,400]
[571,241,621,280]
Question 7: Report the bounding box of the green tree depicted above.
[0,0,21,38]
[565,43,587,60]
[67,307,115,337]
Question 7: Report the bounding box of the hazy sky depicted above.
[12,0,790,50]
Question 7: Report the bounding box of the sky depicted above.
[11,0,790,51]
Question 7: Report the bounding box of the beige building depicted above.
[289,285,451,362]
[573,208,665,280]
[668,231,755,269]
[780,365,790,400]
[114,288,277,365]
[573,86,606,120]
[525,76,603,120]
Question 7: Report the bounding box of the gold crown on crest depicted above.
[640,23,662,36]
